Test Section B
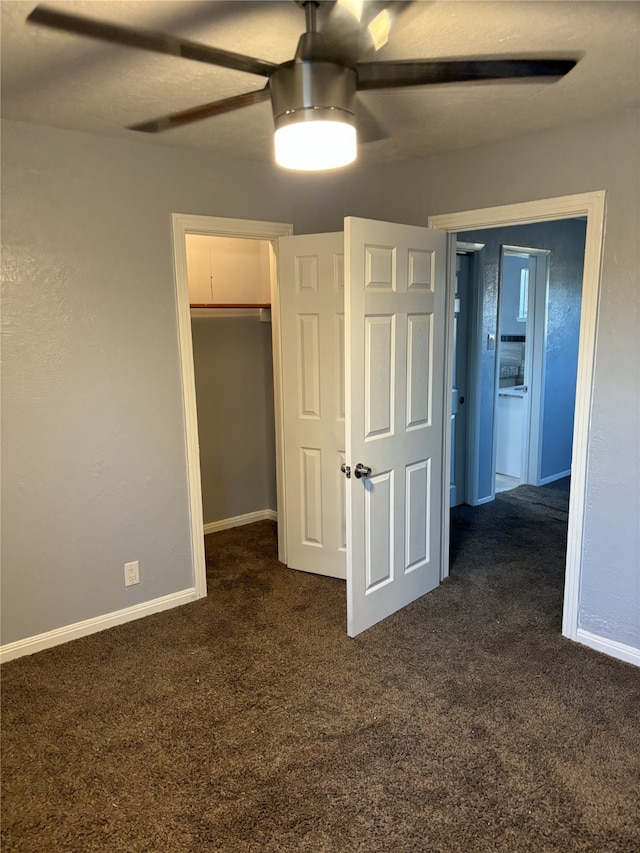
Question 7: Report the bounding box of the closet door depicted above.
[279,233,347,579]
[344,217,448,636]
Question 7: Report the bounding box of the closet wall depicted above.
[191,314,277,526]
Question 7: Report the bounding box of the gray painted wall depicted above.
[458,219,586,498]
[191,316,277,523]
[2,106,638,655]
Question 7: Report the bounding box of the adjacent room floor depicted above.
[495,472,522,493]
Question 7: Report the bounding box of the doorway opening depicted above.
[187,234,278,537]
[449,225,584,633]
[453,223,585,507]
[430,191,605,647]
[171,214,293,600]
[494,245,550,494]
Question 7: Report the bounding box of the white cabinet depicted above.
[185,235,271,306]
[496,391,526,478]
[186,235,214,303]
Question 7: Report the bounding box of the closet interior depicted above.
[187,235,277,531]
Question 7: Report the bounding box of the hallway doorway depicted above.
[429,191,605,646]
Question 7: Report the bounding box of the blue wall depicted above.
[459,219,587,501]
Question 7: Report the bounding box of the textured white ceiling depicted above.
[2,0,639,165]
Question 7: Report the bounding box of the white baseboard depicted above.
[0,588,200,664]
[203,508,277,535]
[576,628,640,667]
[539,469,571,486]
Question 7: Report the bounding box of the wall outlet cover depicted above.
[124,561,139,587]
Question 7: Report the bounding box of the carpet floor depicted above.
[2,480,639,852]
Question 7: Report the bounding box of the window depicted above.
[518,268,529,322]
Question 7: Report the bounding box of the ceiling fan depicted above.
[26,1,578,171]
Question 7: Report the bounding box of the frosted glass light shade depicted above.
[275,119,357,171]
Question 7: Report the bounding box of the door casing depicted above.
[171,214,293,599]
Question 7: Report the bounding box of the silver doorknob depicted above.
[354,463,372,479]
[340,463,351,479]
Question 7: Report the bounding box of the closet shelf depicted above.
[190,303,271,309]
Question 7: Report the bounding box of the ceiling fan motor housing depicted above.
[270,60,357,130]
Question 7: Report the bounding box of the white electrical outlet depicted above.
[124,561,139,587]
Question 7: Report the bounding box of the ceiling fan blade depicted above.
[356,58,578,90]
[27,5,279,78]
[129,86,271,133]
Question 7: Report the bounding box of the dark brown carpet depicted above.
[2,480,639,852]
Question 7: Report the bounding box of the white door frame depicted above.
[429,190,606,643]
[171,214,293,598]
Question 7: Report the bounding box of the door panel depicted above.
[279,234,346,579]
[345,217,447,637]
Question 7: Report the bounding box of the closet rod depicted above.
[190,303,271,309]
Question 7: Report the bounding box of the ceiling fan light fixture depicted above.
[270,60,358,172]
[274,108,357,171]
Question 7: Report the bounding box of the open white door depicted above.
[344,217,448,637]
[279,233,347,579]
[451,253,470,507]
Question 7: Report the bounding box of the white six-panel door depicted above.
[278,220,448,633]
[279,233,347,579]
[345,217,448,637]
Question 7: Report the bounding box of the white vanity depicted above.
[496,387,527,479]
